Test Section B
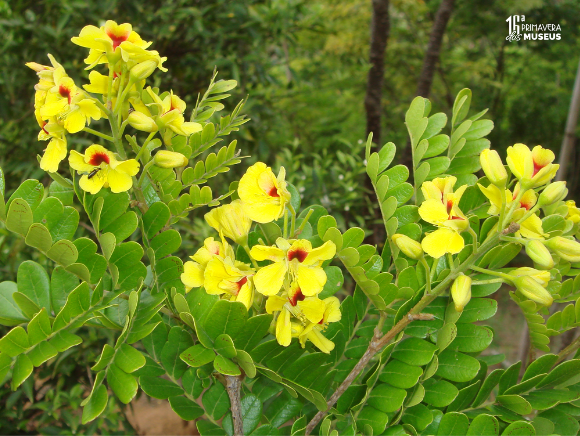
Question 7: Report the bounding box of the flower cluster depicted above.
[181,162,342,353]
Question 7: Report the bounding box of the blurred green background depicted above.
[1,0,580,433]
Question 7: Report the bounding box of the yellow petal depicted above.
[296,264,327,296]
[64,109,86,133]
[235,283,253,310]
[253,262,287,296]
[40,138,67,173]
[106,168,133,193]
[79,173,106,195]
[421,228,464,258]
[519,214,547,239]
[304,240,336,266]
[323,297,342,323]
[307,329,335,354]
[250,245,285,262]
[113,159,140,176]
[418,199,448,226]
[266,295,287,314]
[297,297,325,323]
[275,309,292,347]
[181,261,205,289]
[506,143,533,180]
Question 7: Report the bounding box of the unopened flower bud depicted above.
[480,149,508,187]
[538,181,568,207]
[130,59,158,82]
[154,150,188,168]
[525,240,554,269]
[513,276,553,306]
[545,236,580,263]
[392,234,423,260]
[128,111,158,132]
[508,267,550,286]
[451,274,472,312]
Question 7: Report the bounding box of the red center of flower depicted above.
[532,160,545,177]
[88,152,110,166]
[107,31,130,50]
[289,288,305,306]
[211,246,220,255]
[59,85,72,104]
[41,121,49,135]
[520,200,532,211]
[236,277,248,293]
[288,249,308,263]
[267,186,279,197]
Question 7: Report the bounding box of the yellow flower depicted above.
[146,88,202,137]
[205,200,252,246]
[506,143,559,188]
[418,177,468,258]
[250,238,336,296]
[512,209,547,239]
[40,137,67,173]
[154,150,187,168]
[181,237,232,291]
[565,200,580,224]
[478,183,536,216]
[392,234,423,259]
[69,144,139,194]
[298,297,341,353]
[480,149,508,187]
[26,54,64,93]
[266,282,326,347]
[238,162,292,223]
[451,274,471,312]
[204,256,255,310]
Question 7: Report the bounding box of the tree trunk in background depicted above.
[364,0,390,148]
[364,0,390,246]
[400,0,456,171]
[556,56,580,182]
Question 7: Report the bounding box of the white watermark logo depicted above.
[506,15,562,42]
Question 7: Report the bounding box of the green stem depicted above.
[283,209,289,239]
[419,257,431,294]
[472,278,505,285]
[470,264,512,280]
[138,161,156,187]
[82,127,114,142]
[468,226,478,250]
[288,203,297,237]
[135,132,157,162]
[243,245,259,269]
[296,208,314,236]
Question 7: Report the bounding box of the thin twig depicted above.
[556,334,580,365]
[225,375,244,436]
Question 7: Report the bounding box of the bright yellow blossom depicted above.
[40,137,67,173]
[204,256,255,310]
[205,200,252,246]
[298,296,341,353]
[418,177,468,258]
[69,145,139,194]
[565,200,580,224]
[238,162,292,223]
[250,238,336,296]
[506,143,559,188]
[181,237,232,291]
[145,88,201,138]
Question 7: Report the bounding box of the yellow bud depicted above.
[205,200,252,246]
[392,234,423,260]
[525,240,554,269]
[545,236,580,263]
[480,149,508,187]
[513,276,553,306]
[508,267,550,286]
[130,59,158,82]
[451,274,472,312]
[538,181,568,206]
[154,150,188,168]
[128,111,158,133]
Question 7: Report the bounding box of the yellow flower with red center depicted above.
[144,88,202,139]
[203,256,255,310]
[298,296,341,353]
[418,177,469,258]
[250,238,336,296]
[181,237,232,291]
[69,145,139,194]
[266,282,326,347]
[506,143,559,188]
[238,162,292,223]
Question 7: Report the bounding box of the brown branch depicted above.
[304,313,434,435]
[225,375,244,436]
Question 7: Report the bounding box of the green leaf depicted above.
[427,156,451,177]
[319,266,344,299]
[522,353,557,381]
[452,89,472,127]
[214,355,241,376]
[202,381,231,420]
[107,363,138,404]
[0,281,27,326]
[240,394,262,434]
[17,261,50,313]
[180,345,216,368]
[151,229,182,258]
[401,404,433,433]
[8,179,44,210]
[436,323,457,351]
[50,267,79,314]
[466,414,499,436]
[458,298,497,323]
[47,239,78,267]
[161,326,194,379]
[197,420,227,436]
[379,359,423,389]
[436,350,480,382]
[215,334,237,358]
[49,180,74,206]
[501,421,536,436]
[169,395,204,420]
[423,379,459,407]
[391,337,438,366]
[342,227,365,249]
[143,202,171,239]
[451,324,493,353]
[204,300,248,340]
[230,314,272,352]
[497,395,532,415]
[11,353,33,389]
[535,359,580,389]
[50,330,82,352]
[27,308,51,345]
[235,349,257,378]
[537,408,579,436]
[367,383,407,413]
[103,211,138,242]
[81,384,108,424]
[52,282,90,331]
[446,381,481,413]
[115,343,146,373]
[264,391,302,428]
[6,199,33,236]
[139,376,184,399]
[437,412,469,436]
[25,223,53,252]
